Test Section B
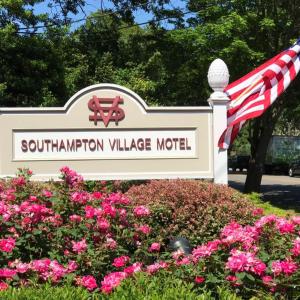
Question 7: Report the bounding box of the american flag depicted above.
[218,39,300,149]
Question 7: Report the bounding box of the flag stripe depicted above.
[218,39,300,149]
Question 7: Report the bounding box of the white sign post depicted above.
[207,59,230,184]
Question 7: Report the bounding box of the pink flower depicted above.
[0,237,15,252]
[92,191,102,200]
[105,238,117,249]
[262,275,275,286]
[101,271,127,294]
[291,237,300,256]
[0,268,17,278]
[79,275,98,291]
[72,239,87,254]
[291,216,300,225]
[85,206,96,218]
[69,214,82,223]
[192,240,221,260]
[32,259,51,273]
[133,206,150,217]
[42,190,53,198]
[252,261,266,276]
[221,224,259,249]
[102,203,116,218]
[112,256,130,268]
[275,218,295,234]
[271,261,283,276]
[272,260,298,276]
[97,218,110,230]
[149,242,161,252]
[50,260,67,280]
[252,208,264,216]
[226,250,266,275]
[123,262,142,275]
[136,224,151,234]
[195,276,205,284]
[146,261,168,274]
[172,249,185,260]
[60,166,83,187]
[13,176,26,186]
[105,193,130,205]
[254,215,277,228]
[70,192,90,205]
[15,262,30,274]
[281,260,298,276]
[226,275,241,286]
[0,281,9,290]
[176,257,191,266]
[67,260,78,273]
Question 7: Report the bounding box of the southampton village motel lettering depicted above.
[15,132,195,160]
[20,137,192,153]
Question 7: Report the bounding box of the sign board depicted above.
[0,84,213,180]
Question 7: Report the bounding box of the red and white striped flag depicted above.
[218,39,300,149]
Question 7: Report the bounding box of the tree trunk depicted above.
[244,134,270,193]
[244,109,278,193]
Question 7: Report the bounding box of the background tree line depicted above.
[1,0,299,192]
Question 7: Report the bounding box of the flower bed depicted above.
[0,167,299,299]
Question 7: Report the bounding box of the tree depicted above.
[0,0,86,107]
[183,0,300,192]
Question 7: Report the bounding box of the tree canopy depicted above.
[0,0,299,191]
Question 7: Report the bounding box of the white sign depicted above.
[14,129,197,161]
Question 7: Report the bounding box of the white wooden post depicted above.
[207,59,230,184]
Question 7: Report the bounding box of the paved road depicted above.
[228,173,300,212]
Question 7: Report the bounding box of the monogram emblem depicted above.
[88,95,125,127]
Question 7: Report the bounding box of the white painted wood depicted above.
[207,59,230,184]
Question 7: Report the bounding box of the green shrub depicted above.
[126,180,256,245]
[1,284,97,300]
[0,273,245,300]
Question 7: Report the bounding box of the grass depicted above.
[247,192,297,216]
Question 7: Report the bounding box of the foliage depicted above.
[0,275,247,300]
[126,179,256,245]
[0,167,299,299]
[1,284,96,300]
[105,272,207,300]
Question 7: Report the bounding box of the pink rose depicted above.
[112,256,130,268]
[123,262,142,275]
[0,281,9,290]
[72,239,87,254]
[195,276,205,284]
[0,237,15,253]
[133,206,150,217]
[79,275,98,291]
[149,242,161,252]
[101,271,127,294]
[97,218,110,230]
[136,224,151,234]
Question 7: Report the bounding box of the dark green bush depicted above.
[126,180,256,245]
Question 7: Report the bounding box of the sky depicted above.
[33,0,187,31]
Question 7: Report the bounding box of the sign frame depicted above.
[0,83,215,181]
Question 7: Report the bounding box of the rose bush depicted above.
[0,167,299,299]
[0,167,163,292]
